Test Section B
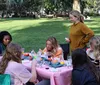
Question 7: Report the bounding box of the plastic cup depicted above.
[21,48,25,54]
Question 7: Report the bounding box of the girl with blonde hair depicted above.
[65,10,94,51]
[87,36,100,68]
[93,36,100,60]
[43,37,63,62]
[86,36,97,60]
[93,36,100,68]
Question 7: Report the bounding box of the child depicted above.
[72,49,100,85]
[0,43,50,85]
[42,37,63,62]
[86,36,97,60]
[0,31,12,56]
[86,36,100,68]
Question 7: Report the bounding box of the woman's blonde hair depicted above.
[46,37,59,52]
[0,43,22,74]
[93,36,100,60]
[69,10,84,23]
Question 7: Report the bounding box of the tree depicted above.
[81,0,99,15]
[44,0,73,14]
[73,0,80,12]
[0,0,6,11]
[23,0,42,12]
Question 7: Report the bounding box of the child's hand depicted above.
[65,38,70,42]
[48,58,52,61]
[39,49,42,52]
[52,59,58,63]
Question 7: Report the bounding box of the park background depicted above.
[0,0,100,52]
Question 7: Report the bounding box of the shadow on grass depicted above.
[91,27,100,35]
[0,17,40,22]
[11,20,69,51]
[1,17,99,51]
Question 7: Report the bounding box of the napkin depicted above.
[49,68,59,72]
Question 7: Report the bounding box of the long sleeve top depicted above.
[69,22,94,51]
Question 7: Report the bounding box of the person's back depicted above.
[0,43,50,85]
[72,49,100,85]
[5,61,32,85]
[0,43,35,85]
[72,64,99,85]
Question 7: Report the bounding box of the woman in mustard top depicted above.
[65,10,94,51]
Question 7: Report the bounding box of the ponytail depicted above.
[0,55,11,74]
[69,10,84,23]
[80,14,84,23]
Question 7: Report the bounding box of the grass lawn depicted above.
[0,17,100,52]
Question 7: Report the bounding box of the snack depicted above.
[60,61,64,65]
[52,60,58,63]
[23,53,29,56]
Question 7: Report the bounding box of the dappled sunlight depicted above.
[63,23,71,27]
[96,34,100,35]
[11,19,67,51]
[88,25,99,28]
[51,31,67,36]
[0,17,100,51]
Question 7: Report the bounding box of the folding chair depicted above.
[60,43,70,60]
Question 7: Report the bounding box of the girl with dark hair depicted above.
[72,49,100,85]
[0,31,12,55]
[65,10,94,51]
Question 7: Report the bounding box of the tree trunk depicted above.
[6,0,10,10]
[73,0,81,12]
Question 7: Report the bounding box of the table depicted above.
[0,56,2,61]
[22,60,72,85]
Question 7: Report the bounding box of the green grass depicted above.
[0,17,100,52]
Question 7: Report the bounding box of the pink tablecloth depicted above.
[22,60,72,85]
[0,56,3,62]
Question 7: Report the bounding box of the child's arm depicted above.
[29,60,37,83]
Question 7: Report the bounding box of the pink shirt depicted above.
[5,61,32,85]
